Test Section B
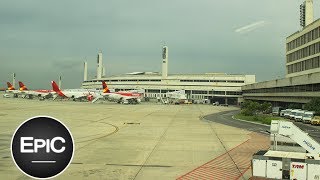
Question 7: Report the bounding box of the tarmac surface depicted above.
[0,97,269,180]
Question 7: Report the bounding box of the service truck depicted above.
[252,120,320,180]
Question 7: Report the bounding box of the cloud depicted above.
[0,0,298,88]
[235,21,268,34]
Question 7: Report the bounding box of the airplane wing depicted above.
[123,96,138,100]
[91,94,104,103]
[73,94,89,99]
[73,91,98,101]
[128,89,145,93]
[5,90,20,94]
[100,92,111,97]
[20,90,54,98]
[122,96,141,104]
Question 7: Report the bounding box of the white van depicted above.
[289,109,299,120]
[284,109,292,119]
[279,110,286,117]
[294,110,305,122]
[302,111,314,124]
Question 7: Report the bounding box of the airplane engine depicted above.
[137,99,141,103]
[118,97,124,103]
[45,93,52,99]
[87,95,93,101]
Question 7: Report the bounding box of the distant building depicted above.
[286,19,320,78]
[82,73,255,105]
[242,72,320,105]
[242,1,320,107]
[82,47,255,105]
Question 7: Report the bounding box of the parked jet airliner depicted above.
[51,81,97,101]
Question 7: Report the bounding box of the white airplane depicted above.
[5,82,19,93]
[18,81,55,99]
[4,82,20,97]
[92,81,143,104]
[51,81,98,101]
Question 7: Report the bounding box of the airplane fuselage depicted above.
[101,92,142,102]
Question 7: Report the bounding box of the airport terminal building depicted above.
[82,48,255,105]
[242,2,320,106]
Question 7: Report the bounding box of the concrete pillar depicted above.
[97,51,103,79]
[84,62,88,81]
[12,73,16,89]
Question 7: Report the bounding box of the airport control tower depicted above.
[97,51,103,79]
[162,46,168,79]
[300,0,314,27]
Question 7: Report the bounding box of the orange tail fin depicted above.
[18,81,28,91]
[102,81,110,93]
[7,82,15,90]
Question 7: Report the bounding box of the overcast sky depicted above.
[0,0,318,89]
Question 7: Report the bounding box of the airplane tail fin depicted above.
[102,81,110,93]
[18,81,28,91]
[7,82,15,90]
[51,81,61,92]
[51,81,67,98]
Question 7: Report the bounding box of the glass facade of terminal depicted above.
[84,79,245,83]
[243,83,320,94]
[286,26,320,51]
